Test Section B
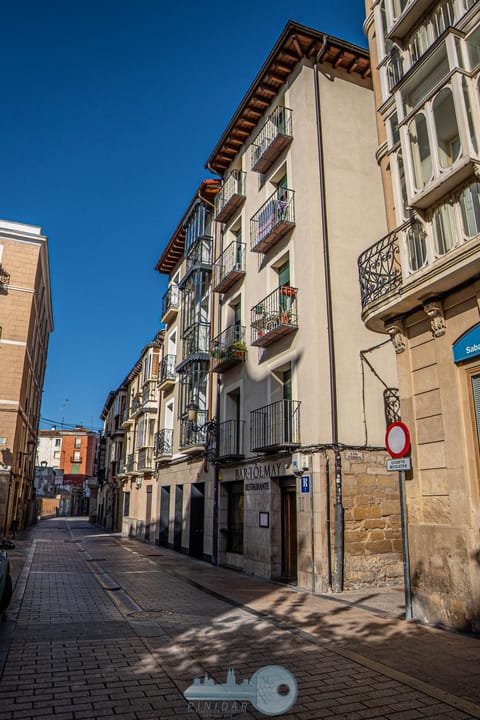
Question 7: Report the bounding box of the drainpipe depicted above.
[314,38,344,592]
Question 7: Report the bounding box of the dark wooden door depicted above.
[158,486,170,546]
[145,486,152,541]
[189,482,205,558]
[174,485,183,550]
[281,486,297,580]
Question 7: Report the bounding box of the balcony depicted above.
[358,230,402,309]
[130,393,142,416]
[215,170,246,224]
[179,410,207,452]
[159,354,176,391]
[177,323,210,370]
[251,106,293,174]
[251,286,298,347]
[142,380,157,408]
[178,237,212,289]
[250,189,295,253]
[161,284,180,324]
[211,325,247,373]
[250,400,301,453]
[137,447,154,471]
[358,220,480,331]
[125,452,137,473]
[213,241,246,293]
[0,265,10,295]
[218,420,245,460]
[70,456,82,463]
[155,428,173,458]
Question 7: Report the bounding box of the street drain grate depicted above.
[127,609,175,619]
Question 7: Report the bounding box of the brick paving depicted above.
[0,518,478,720]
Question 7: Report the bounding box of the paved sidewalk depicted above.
[0,517,478,720]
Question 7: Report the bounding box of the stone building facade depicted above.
[360,0,480,629]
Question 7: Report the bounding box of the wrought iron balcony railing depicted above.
[250,399,301,453]
[251,286,298,347]
[358,231,402,310]
[213,241,246,293]
[179,410,207,450]
[179,237,212,288]
[130,393,142,415]
[161,284,180,323]
[125,452,137,473]
[215,170,246,224]
[70,456,82,463]
[211,325,247,373]
[250,189,295,253]
[159,354,176,389]
[179,323,210,365]
[251,106,293,174]
[137,447,154,471]
[218,419,245,460]
[155,428,173,458]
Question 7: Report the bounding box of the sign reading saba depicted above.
[452,323,480,364]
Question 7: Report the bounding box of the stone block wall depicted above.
[340,449,404,589]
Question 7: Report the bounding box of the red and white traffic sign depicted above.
[385,421,411,458]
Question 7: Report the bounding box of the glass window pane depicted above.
[432,202,456,255]
[406,222,427,271]
[462,77,478,154]
[409,114,432,189]
[433,88,461,169]
[460,182,480,238]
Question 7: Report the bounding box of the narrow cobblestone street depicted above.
[0,518,479,720]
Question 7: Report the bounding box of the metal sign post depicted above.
[385,421,413,621]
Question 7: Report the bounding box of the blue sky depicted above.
[0,0,367,431]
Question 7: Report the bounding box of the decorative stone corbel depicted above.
[384,317,406,354]
[423,297,446,338]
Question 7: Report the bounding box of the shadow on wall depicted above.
[411,550,480,633]
[1,447,13,467]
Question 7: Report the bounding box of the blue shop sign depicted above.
[452,324,480,364]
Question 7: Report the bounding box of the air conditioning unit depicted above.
[292,453,310,477]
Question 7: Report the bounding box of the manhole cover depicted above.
[127,609,175,619]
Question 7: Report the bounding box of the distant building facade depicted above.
[37,427,98,517]
[0,219,53,534]
[361,0,480,629]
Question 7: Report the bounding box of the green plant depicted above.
[230,340,247,353]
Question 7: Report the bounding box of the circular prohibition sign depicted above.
[385,421,411,458]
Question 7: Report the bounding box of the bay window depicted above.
[460,182,480,238]
[432,201,456,254]
[406,222,427,271]
[409,113,433,188]
[433,88,461,169]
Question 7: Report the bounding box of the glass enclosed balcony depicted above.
[159,354,176,391]
[218,419,245,460]
[250,400,301,453]
[177,323,210,369]
[250,286,298,347]
[125,452,137,473]
[211,325,247,373]
[137,447,154,471]
[141,380,157,408]
[215,170,246,224]
[213,241,246,293]
[161,284,180,324]
[155,428,173,458]
[178,237,212,288]
[358,183,480,327]
[251,106,293,174]
[250,189,295,253]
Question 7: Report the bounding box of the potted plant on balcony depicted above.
[230,340,247,359]
[280,285,296,298]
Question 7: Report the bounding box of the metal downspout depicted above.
[314,39,344,593]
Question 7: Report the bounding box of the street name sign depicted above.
[387,457,412,472]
